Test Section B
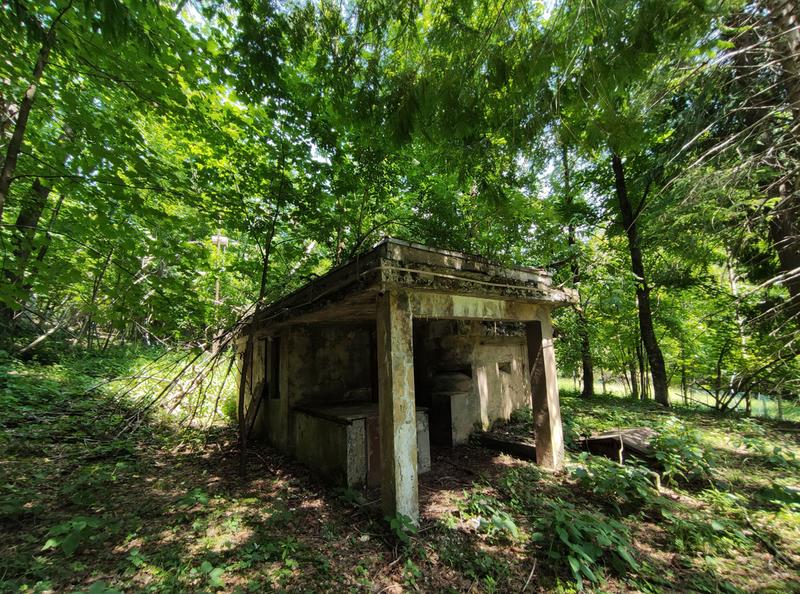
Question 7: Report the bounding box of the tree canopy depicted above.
[2,0,798,408]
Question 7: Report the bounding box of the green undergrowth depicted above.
[464,393,800,592]
[0,347,314,593]
[1,350,799,593]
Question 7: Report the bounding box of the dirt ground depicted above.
[2,354,799,592]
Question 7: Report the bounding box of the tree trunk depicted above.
[0,45,52,220]
[23,190,66,292]
[766,0,800,123]
[0,0,73,220]
[258,207,280,302]
[767,180,800,312]
[765,0,800,312]
[239,198,281,477]
[81,247,114,348]
[629,357,639,399]
[562,144,594,398]
[1,178,52,328]
[636,340,646,400]
[612,154,670,406]
[681,349,688,406]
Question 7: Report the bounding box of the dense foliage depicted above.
[2,0,798,408]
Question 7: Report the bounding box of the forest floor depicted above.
[1,347,799,593]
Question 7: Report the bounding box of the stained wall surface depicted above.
[414,320,530,440]
[241,317,532,476]
[286,323,375,406]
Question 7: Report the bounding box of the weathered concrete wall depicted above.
[237,336,270,438]
[238,327,292,448]
[242,314,535,452]
[239,323,374,449]
[473,337,530,429]
[287,323,374,406]
[415,320,531,444]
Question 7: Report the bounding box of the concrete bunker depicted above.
[236,238,576,523]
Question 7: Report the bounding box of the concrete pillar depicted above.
[526,316,565,470]
[376,291,419,523]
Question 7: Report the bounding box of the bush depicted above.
[509,406,532,425]
[42,516,106,556]
[571,453,661,515]
[651,418,713,486]
[559,408,581,448]
[532,498,639,591]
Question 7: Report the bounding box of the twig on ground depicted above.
[522,559,537,592]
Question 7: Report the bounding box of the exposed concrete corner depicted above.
[376,290,419,523]
[526,316,565,470]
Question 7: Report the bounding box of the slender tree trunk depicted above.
[620,368,630,394]
[577,312,593,397]
[629,355,639,399]
[257,143,285,302]
[1,178,52,328]
[23,190,66,292]
[240,194,281,477]
[681,343,689,406]
[641,356,647,399]
[636,340,646,400]
[562,145,594,398]
[0,45,51,221]
[258,207,280,302]
[0,0,73,220]
[81,247,114,348]
[612,154,670,406]
[767,180,800,311]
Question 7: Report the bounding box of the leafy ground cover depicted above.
[1,349,798,593]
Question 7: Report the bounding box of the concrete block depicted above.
[430,391,473,446]
[346,418,367,487]
[416,411,431,473]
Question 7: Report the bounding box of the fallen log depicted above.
[578,428,657,464]
[474,433,537,460]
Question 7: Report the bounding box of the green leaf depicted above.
[567,555,584,590]
[87,581,123,594]
[567,555,581,574]
[616,545,638,568]
[42,538,59,551]
[208,567,225,587]
[61,531,81,555]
